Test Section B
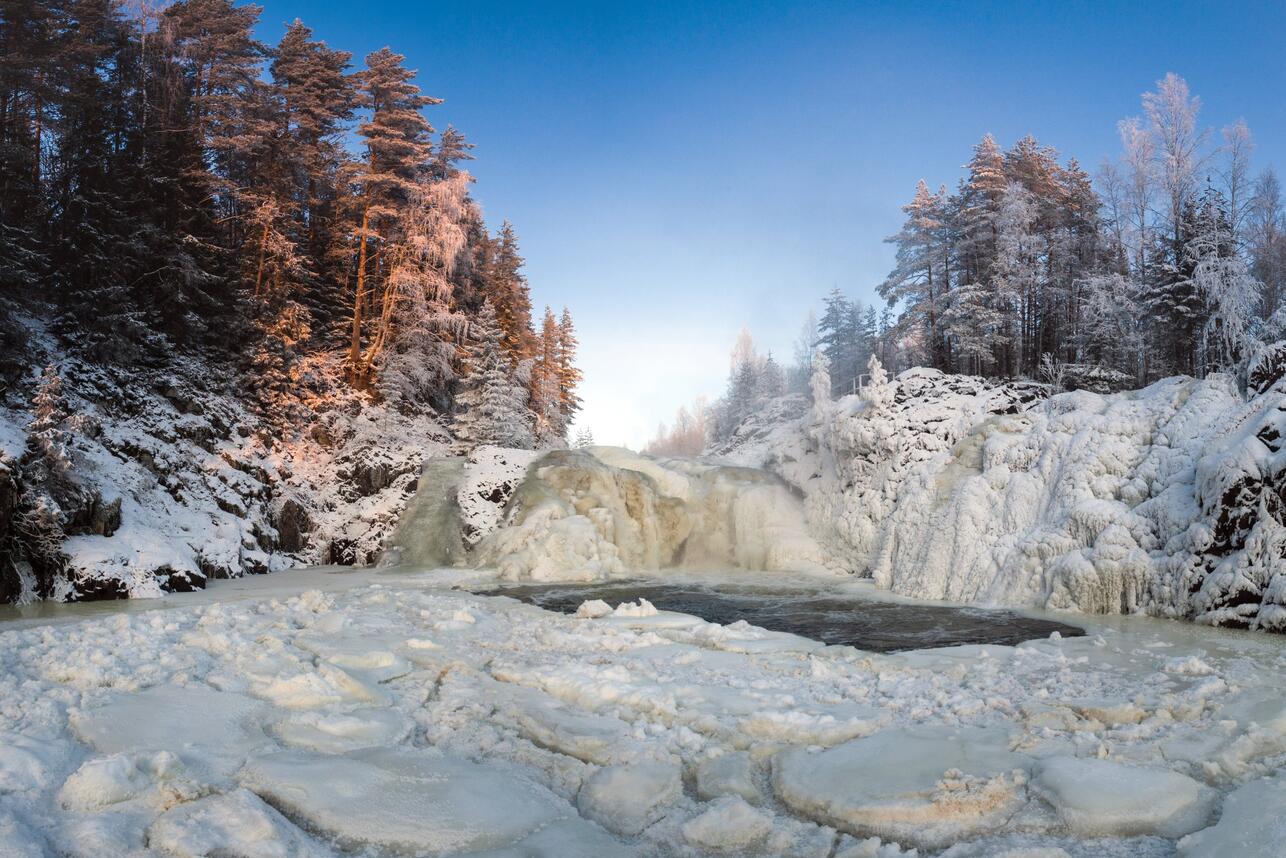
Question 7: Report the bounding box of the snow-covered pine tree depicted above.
[454,300,534,449]
[881,180,951,371]
[573,427,594,448]
[487,222,537,365]
[990,182,1041,375]
[348,46,438,387]
[27,365,70,476]
[375,171,472,406]
[758,352,785,400]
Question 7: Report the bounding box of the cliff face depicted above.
[0,310,450,604]
[712,364,1286,632]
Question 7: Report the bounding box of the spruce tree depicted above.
[454,300,534,449]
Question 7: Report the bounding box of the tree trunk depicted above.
[349,204,371,386]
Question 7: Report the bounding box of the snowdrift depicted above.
[475,447,831,581]
[715,367,1286,631]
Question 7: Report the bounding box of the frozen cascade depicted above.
[382,456,466,568]
[476,447,832,581]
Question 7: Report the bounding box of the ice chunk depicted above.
[241,747,568,853]
[69,685,270,776]
[269,707,413,753]
[575,599,613,618]
[681,796,773,851]
[577,760,683,836]
[147,788,330,858]
[696,752,760,803]
[1033,756,1212,838]
[611,598,658,618]
[58,751,208,811]
[772,726,1031,849]
[1177,774,1286,857]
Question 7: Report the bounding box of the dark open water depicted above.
[478,581,1084,653]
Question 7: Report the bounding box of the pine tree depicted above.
[454,300,534,449]
[531,307,565,444]
[817,288,853,395]
[348,46,438,387]
[758,352,784,399]
[881,180,951,370]
[27,364,70,475]
[486,221,536,364]
[555,307,582,431]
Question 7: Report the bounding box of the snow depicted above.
[711,368,1286,631]
[2,568,1282,856]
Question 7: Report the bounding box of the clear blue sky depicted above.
[256,0,1286,448]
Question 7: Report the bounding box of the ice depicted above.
[1177,774,1286,857]
[1032,756,1213,837]
[0,732,56,794]
[58,750,209,811]
[772,725,1032,849]
[0,812,45,858]
[479,447,832,581]
[681,796,774,851]
[69,684,271,777]
[241,747,571,853]
[696,751,761,803]
[269,708,414,753]
[3,562,1284,856]
[576,760,683,836]
[147,788,331,858]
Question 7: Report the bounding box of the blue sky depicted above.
[255,0,1286,447]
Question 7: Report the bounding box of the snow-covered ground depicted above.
[1,566,1283,857]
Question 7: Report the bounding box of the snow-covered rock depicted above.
[0,310,453,604]
[713,367,1286,631]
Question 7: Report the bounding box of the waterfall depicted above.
[382,456,467,568]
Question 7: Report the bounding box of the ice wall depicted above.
[476,448,832,581]
[714,365,1286,632]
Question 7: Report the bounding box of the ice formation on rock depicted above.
[713,367,1286,630]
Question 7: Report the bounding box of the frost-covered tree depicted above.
[809,349,831,425]
[375,172,472,406]
[860,354,894,413]
[348,47,438,387]
[27,366,70,475]
[573,427,594,448]
[881,180,951,370]
[757,353,785,400]
[990,183,1041,375]
[454,301,534,449]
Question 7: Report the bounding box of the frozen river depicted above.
[0,564,1283,857]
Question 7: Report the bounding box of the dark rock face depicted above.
[274,496,313,553]
[0,457,24,603]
